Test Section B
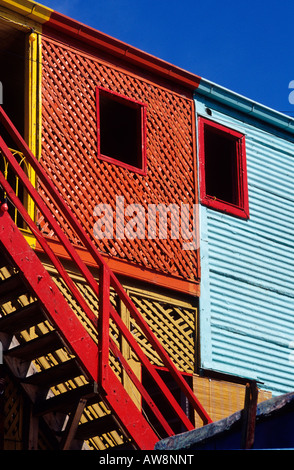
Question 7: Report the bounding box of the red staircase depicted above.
[0,106,211,450]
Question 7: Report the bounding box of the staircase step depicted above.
[0,301,44,334]
[0,273,27,304]
[5,330,63,361]
[114,441,137,450]
[0,252,10,269]
[75,413,116,440]
[22,358,83,388]
[34,383,98,416]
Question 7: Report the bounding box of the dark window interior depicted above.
[203,125,239,205]
[0,27,25,140]
[0,26,26,226]
[99,91,142,169]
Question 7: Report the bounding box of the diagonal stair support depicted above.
[0,210,159,449]
[59,398,87,450]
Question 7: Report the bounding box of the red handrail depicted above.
[0,137,99,328]
[0,106,212,429]
[0,169,98,327]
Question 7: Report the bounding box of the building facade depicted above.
[194,81,294,398]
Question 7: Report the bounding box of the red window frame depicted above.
[96,86,147,175]
[198,117,249,219]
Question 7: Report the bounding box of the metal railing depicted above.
[0,148,31,227]
[0,106,212,440]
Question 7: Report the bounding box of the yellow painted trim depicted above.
[0,0,52,24]
[120,293,141,410]
[123,283,197,308]
[22,29,42,248]
[36,32,42,160]
[25,30,42,160]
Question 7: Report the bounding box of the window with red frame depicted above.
[198,117,249,219]
[96,87,147,175]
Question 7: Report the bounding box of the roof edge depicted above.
[43,9,201,90]
[196,78,294,134]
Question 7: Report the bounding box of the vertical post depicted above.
[24,403,39,450]
[98,264,110,389]
[60,398,87,450]
[241,381,258,449]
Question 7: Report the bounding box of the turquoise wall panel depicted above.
[195,91,294,395]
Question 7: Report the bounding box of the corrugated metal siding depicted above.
[196,97,294,395]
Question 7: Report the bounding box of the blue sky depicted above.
[43,0,294,116]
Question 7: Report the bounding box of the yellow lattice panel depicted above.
[127,288,197,374]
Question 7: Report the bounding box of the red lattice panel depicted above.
[40,37,198,281]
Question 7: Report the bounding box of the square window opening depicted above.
[198,117,249,219]
[204,127,239,205]
[96,87,146,174]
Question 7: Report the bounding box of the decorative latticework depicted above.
[48,265,196,373]
[128,290,197,374]
[40,37,198,282]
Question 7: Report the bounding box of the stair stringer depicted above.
[0,210,159,450]
[0,211,98,380]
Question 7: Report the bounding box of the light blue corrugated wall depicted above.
[194,91,294,396]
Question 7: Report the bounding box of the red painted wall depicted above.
[39,36,199,283]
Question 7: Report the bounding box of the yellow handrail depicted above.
[1,148,30,225]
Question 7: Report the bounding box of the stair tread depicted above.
[34,383,98,416]
[22,358,83,388]
[5,330,63,361]
[75,413,116,440]
[0,301,44,334]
